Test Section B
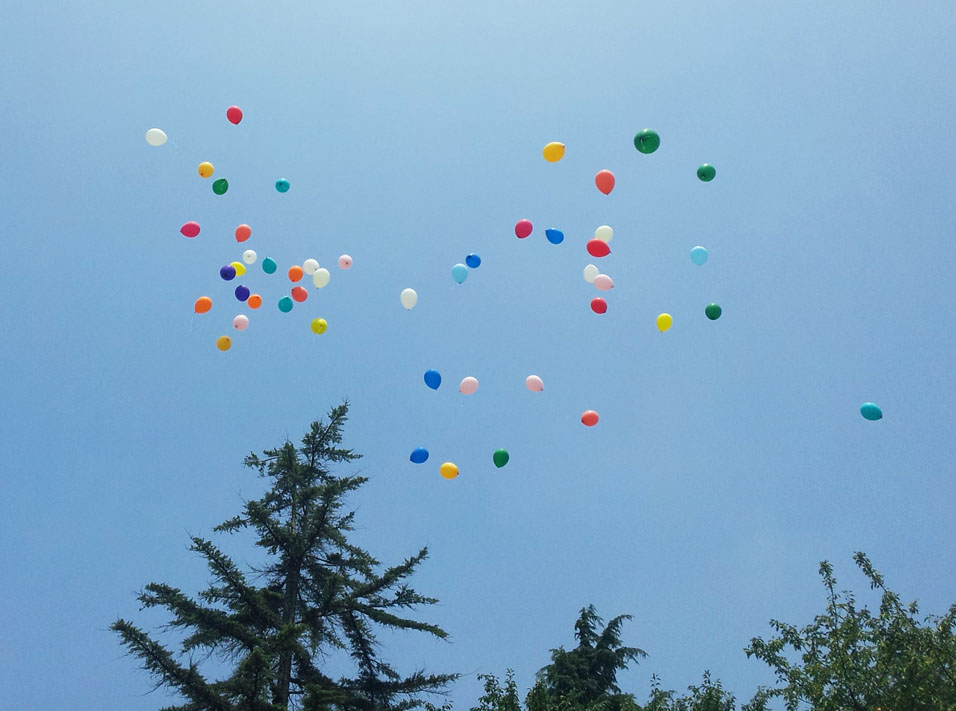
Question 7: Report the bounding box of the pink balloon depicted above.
[525,375,544,392]
[595,170,615,195]
[515,219,533,239]
[338,254,353,270]
[459,376,479,394]
[586,239,611,258]
[180,221,200,238]
[593,274,614,291]
[233,314,249,330]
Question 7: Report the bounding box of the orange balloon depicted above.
[291,286,308,302]
[235,224,252,242]
[581,410,600,427]
[595,170,615,195]
[288,265,304,282]
[247,294,262,309]
[194,296,212,314]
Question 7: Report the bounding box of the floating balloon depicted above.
[303,258,319,275]
[220,265,237,281]
[226,106,243,124]
[595,170,615,195]
[860,402,883,421]
[288,265,304,283]
[262,257,277,274]
[275,178,290,193]
[338,255,353,270]
[212,178,229,195]
[587,239,611,258]
[459,377,478,395]
[697,164,716,182]
[439,462,459,479]
[230,261,246,277]
[583,264,599,283]
[401,288,418,310]
[593,274,614,291]
[591,298,608,314]
[180,221,200,238]
[515,219,533,239]
[424,369,441,390]
[310,318,328,334]
[581,410,599,427]
[233,314,249,330]
[234,285,250,302]
[542,142,565,162]
[466,253,481,268]
[525,375,544,392]
[194,296,212,314]
[690,246,708,265]
[493,449,510,468]
[594,225,613,243]
[145,128,167,146]
[634,129,660,154]
[242,249,257,265]
[197,162,214,178]
[312,268,330,288]
[291,286,308,303]
[705,303,722,320]
[545,228,564,244]
[278,296,293,313]
[247,294,262,309]
[216,335,232,351]
[451,264,468,284]
[235,224,252,242]
[410,447,429,464]
[656,313,673,332]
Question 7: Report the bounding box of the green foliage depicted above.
[640,672,769,711]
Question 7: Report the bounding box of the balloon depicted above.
[705,303,722,320]
[216,335,232,351]
[697,164,716,182]
[230,261,246,276]
[145,128,167,146]
[591,298,608,314]
[278,296,293,313]
[542,142,565,162]
[459,377,478,395]
[338,255,353,270]
[656,313,673,332]
[690,246,708,265]
[593,274,614,291]
[235,224,252,242]
[194,296,212,314]
[220,265,237,281]
[233,314,249,330]
[424,369,441,390]
[515,219,533,239]
[234,285,250,302]
[410,447,429,464]
[583,264,599,283]
[226,106,243,124]
[303,258,319,275]
[242,249,257,265]
[594,225,613,243]
[400,288,418,310]
[197,162,214,178]
[291,286,308,302]
[262,257,277,274]
[451,264,468,284]
[212,178,229,195]
[634,129,660,154]
[595,170,615,195]
[493,449,510,468]
[310,318,328,334]
[525,375,543,392]
[545,228,564,245]
[275,178,290,193]
[439,462,459,479]
[466,253,481,268]
[288,265,304,283]
[587,239,611,258]
[581,410,599,427]
[180,221,200,238]
[860,402,883,421]
[312,268,330,288]
[247,294,262,309]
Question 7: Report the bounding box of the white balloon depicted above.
[400,288,418,310]
[303,258,320,275]
[594,225,613,243]
[312,268,330,288]
[593,274,614,291]
[145,128,168,146]
[242,249,257,265]
[583,264,599,283]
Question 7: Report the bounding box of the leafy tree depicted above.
[640,672,769,711]
[112,403,457,711]
[746,551,956,711]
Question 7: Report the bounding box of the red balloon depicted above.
[180,221,200,238]
[595,170,615,195]
[581,410,600,427]
[515,219,533,239]
[590,298,607,314]
[586,239,611,257]
[235,224,251,242]
[291,286,308,302]
[226,106,243,124]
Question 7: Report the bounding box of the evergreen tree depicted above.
[112,403,457,711]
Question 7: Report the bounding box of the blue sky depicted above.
[1,1,955,708]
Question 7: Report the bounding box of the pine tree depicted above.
[112,403,458,711]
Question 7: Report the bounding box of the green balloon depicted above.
[697,164,716,182]
[493,449,510,468]
[705,303,722,320]
[262,257,277,274]
[278,296,293,313]
[212,178,229,195]
[633,129,660,154]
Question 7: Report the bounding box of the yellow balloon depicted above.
[439,462,459,480]
[230,261,246,276]
[542,141,566,163]
[656,313,673,332]
[310,318,328,334]
[197,161,214,178]
[216,335,231,351]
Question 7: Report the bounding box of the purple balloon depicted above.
[234,285,250,302]
[220,265,237,281]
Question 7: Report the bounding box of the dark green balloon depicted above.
[492,449,510,468]
[697,164,716,182]
[633,129,660,154]
[212,178,229,195]
[705,303,722,320]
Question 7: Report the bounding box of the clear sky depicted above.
[1,2,955,709]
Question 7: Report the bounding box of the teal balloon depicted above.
[212,178,229,195]
[633,129,660,154]
[262,257,277,274]
[278,296,293,313]
[410,447,429,464]
[860,403,883,421]
[493,449,510,468]
[697,164,716,182]
[451,263,468,284]
[690,246,708,265]
[275,178,290,193]
[705,303,722,320]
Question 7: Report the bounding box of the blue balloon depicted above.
[234,285,250,302]
[220,265,237,281]
[424,369,441,390]
[410,447,429,464]
[452,263,468,284]
[466,253,481,268]
[860,403,883,421]
[545,228,564,245]
[690,246,708,265]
